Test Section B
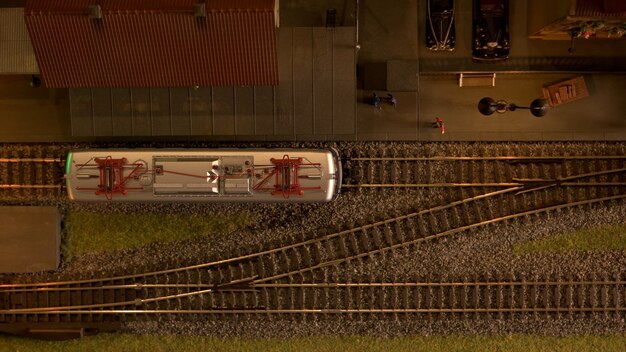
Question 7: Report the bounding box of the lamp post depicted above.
[478,97,549,117]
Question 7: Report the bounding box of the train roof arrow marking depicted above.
[207,170,218,182]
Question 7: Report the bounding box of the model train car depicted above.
[65,148,342,203]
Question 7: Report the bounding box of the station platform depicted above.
[0,0,624,142]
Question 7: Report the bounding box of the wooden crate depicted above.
[542,76,589,107]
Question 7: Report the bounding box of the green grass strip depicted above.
[513,224,626,255]
[63,211,255,259]
[1,334,626,352]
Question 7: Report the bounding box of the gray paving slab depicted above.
[170,88,191,135]
[203,135,236,141]
[0,206,59,273]
[332,28,355,81]
[387,60,419,92]
[416,133,441,142]
[444,132,480,142]
[150,88,172,136]
[131,88,152,136]
[476,132,516,141]
[313,79,333,134]
[212,87,235,135]
[357,91,417,135]
[92,88,113,136]
[333,79,356,134]
[313,28,334,135]
[387,133,421,141]
[189,87,212,135]
[361,63,387,90]
[235,135,267,142]
[331,28,356,134]
[313,28,333,81]
[69,88,94,136]
[606,132,626,141]
[111,88,133,136]
[326,133,357,141]
[294,83,314,134]
[235,86,255,135]
[540,132,577,141]
[254,86,276,135]
[509,132,544,141]
[293,28,314,135]
[276,94,295,135]
[356,133,390,141]
[357,0,418,65]
[567,132,607,141]
[266,134,297,141]
[356,100,383,134]
[296,134,325,141]
[277,28,295,135]
[387,92,418,133]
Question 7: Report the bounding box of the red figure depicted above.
[435,117,445,134]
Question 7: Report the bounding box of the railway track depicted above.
[2,189,624,323]
[2,275,625,318]
[0,147,624,201]
[342,156,626,189]
[0,157,65,199]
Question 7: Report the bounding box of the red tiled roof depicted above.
[24,0,278,88]
[572,0,626,17]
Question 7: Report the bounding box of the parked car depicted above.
[426,0,456,51]
[472,0,510,61]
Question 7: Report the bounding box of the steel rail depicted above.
[343,182,626,188]
[252,281,626,288]
[342,183,521,188]
[0,184,63,189]
[0,283,217,293]
[5,278,624,294]
[7,307,626,315]
[0,158,63,163]
[349,156,626,161]
[250,193,626,284]
[0,288,214,313]
[3,279,624,314]
[513,167,626,183]
[0,257,237,289]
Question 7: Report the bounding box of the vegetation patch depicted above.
[63,211,255,259]
[2,334,626,352]
[513,224,626,254]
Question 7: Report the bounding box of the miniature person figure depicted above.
[371,92,381,109]
[434,117,445,134]
[386,94,397,107]
[30,75,41,88]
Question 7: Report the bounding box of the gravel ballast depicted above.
[3,141,625,336]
